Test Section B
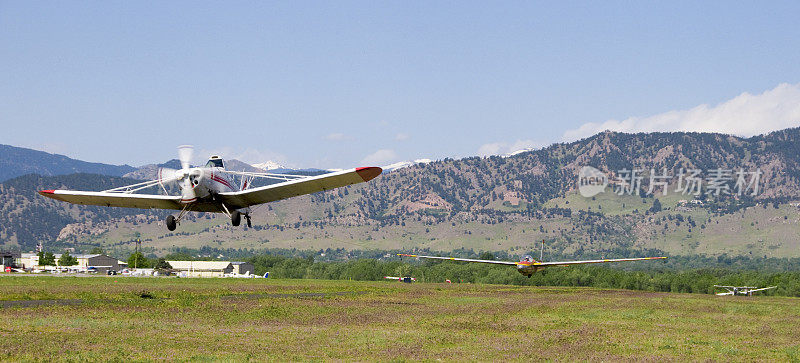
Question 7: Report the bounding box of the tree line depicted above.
[244,254,800,297]
[47,246,799,296]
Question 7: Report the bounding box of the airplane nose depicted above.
[189,168,204,186]
[180,174,198,203]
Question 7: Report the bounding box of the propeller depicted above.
[177,145,193,170]
[157,145,200,203]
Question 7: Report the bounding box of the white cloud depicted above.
[394,132,410,141]
[477,139,545,157]
[477,143,504,157]
[324,132,348,141]
[563,83,800,141]
[361,149,398,166]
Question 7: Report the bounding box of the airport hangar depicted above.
[167,260,255,277]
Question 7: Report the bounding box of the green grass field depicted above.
[1,276,799,361]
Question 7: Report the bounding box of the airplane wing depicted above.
[38,190,188,211]
[397,254,519,265]
[748,286,777,293]
[218,167,382,209]
[399,254,666,266]
[533,256,667,267]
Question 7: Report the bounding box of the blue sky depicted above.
[2,2,800,168]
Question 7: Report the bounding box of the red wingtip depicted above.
[355,167,382,182]
[38,190,55,195]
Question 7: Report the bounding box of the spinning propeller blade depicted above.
[158,145,199,203]
[157,167,180,194]
[157,168,180,183]
[177,145,194,170]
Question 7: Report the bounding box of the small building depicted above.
[231,262,255,276]
[73,254,121,274]
[167,261,234,278]
[17,253,39,269]
[1,251,20,269]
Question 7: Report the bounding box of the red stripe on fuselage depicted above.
[210,175,234,191]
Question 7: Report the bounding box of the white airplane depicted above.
[398,253,666,277]
[39,145,382,231]
[713,285,777,296]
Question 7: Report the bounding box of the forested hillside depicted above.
[3,128,800,259]
[0,174,167,247]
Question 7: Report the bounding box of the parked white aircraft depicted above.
[398,253,666,277]
[713,285,777,296]
[39,145,382,231]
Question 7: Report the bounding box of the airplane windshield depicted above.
[206,159,224,168]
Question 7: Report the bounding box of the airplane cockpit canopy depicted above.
[205,156,224,168]
[521,255,535,263]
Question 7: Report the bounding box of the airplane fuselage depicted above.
[179,166,240,201]
[516,263,546,276]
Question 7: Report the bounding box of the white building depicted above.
[167,261,254,278]
[17,253,39,269]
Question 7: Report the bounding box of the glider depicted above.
[713,285,777,296]
[398,253,666,277]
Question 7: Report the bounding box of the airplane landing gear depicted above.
[166,215,177,231]
[166,205,190,231]
[231,210,241,226]
[220,203,250,228]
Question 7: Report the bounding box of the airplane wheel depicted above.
[231,211,241,226]
[246,215,252,228]
[166,215,177,231]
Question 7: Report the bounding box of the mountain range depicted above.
[2,128,800,260]
[0,144,136,182]
[0,144,326,182]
